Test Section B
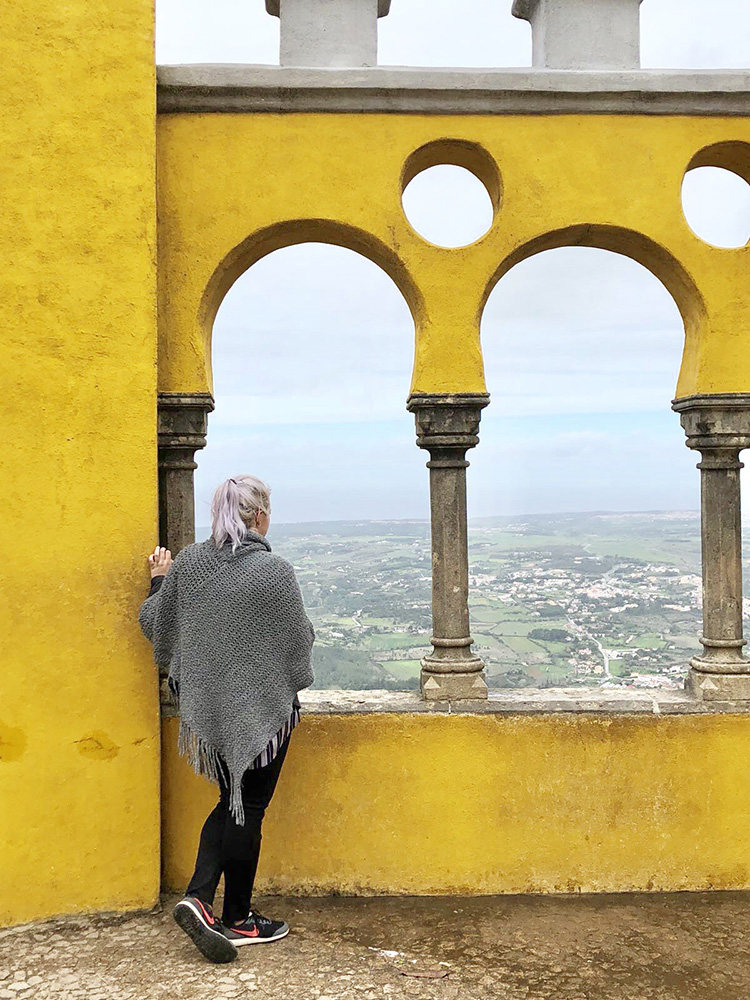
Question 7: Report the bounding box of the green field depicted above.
[385,659,422,680]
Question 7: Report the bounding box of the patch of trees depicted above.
[311,645,419,691]
[528,628,571,642]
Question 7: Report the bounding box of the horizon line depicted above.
[196,508,703,531]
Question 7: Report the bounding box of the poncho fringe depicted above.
[177,718,249,826]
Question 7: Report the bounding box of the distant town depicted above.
[198,511,749,692]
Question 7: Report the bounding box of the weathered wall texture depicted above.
[163,712,750,895]
[0,0,158,926]
[157,114,750,400]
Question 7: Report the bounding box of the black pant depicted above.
[186,735,290,925]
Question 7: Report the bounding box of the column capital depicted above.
[407,393,490,459]
[157,392,214,555]
[158,392,215,467]
[672,393,750,455]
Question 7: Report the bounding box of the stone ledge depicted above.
[161,687,750,718]
[296,687,750,715]
[157,65,750,116]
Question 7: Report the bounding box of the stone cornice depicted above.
[672,393,750,412]
[157,65,750,116]
[265,0,391,15]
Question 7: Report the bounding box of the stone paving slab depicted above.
[1,891,749,1000]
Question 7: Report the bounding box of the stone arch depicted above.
[159,221,424,559]
[192,229,427,692]
[479,225,706,396]
[198,219,425,363]
[471,229,704,690]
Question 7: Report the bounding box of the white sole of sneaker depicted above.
[228,925,290,947]
[173,899,238,963]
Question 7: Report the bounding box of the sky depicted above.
[154,0,750,526]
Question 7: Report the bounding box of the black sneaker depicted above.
[222,909,290,946]
[173,895,238,963]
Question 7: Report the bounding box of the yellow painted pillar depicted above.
[0,0,159,925]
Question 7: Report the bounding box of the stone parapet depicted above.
[161,709,750,896]
[161,686,750,718]
[156,66,750,117]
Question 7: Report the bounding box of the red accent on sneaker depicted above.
[232,923,260,938]
[232,927,260,937]
[194,898,216,926]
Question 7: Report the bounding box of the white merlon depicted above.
[512,0,644,70]
[265,0,392,68]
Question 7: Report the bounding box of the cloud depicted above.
[157,0,750,71]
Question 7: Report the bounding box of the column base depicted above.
[686,664,750,701]
[420,656,488,701]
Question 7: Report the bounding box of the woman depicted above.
[138,474,315,964]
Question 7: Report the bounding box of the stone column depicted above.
[265,0,392,68]
[673,394,750,701]
[512,0,643,70]
[407,393,490,701]
[157,392,214,556]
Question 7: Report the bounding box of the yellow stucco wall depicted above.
[157,114,750,400]
[156,112,750,894]
[163,711,750,895]
[0,0,158,926]
[5,3,750,925]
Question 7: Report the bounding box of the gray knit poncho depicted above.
[138,529,315,824]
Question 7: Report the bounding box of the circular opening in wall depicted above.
[401,140,500,249]
[682,162,750,249]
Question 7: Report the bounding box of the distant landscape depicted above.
[197,511,744,692]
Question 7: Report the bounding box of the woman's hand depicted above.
[148,545,173,578]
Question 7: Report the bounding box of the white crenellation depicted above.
[265,0,392,68]
[512,0,644,70]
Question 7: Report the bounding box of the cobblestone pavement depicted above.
[1,891,749,1000]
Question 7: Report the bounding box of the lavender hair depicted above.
[210,474,271,553]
